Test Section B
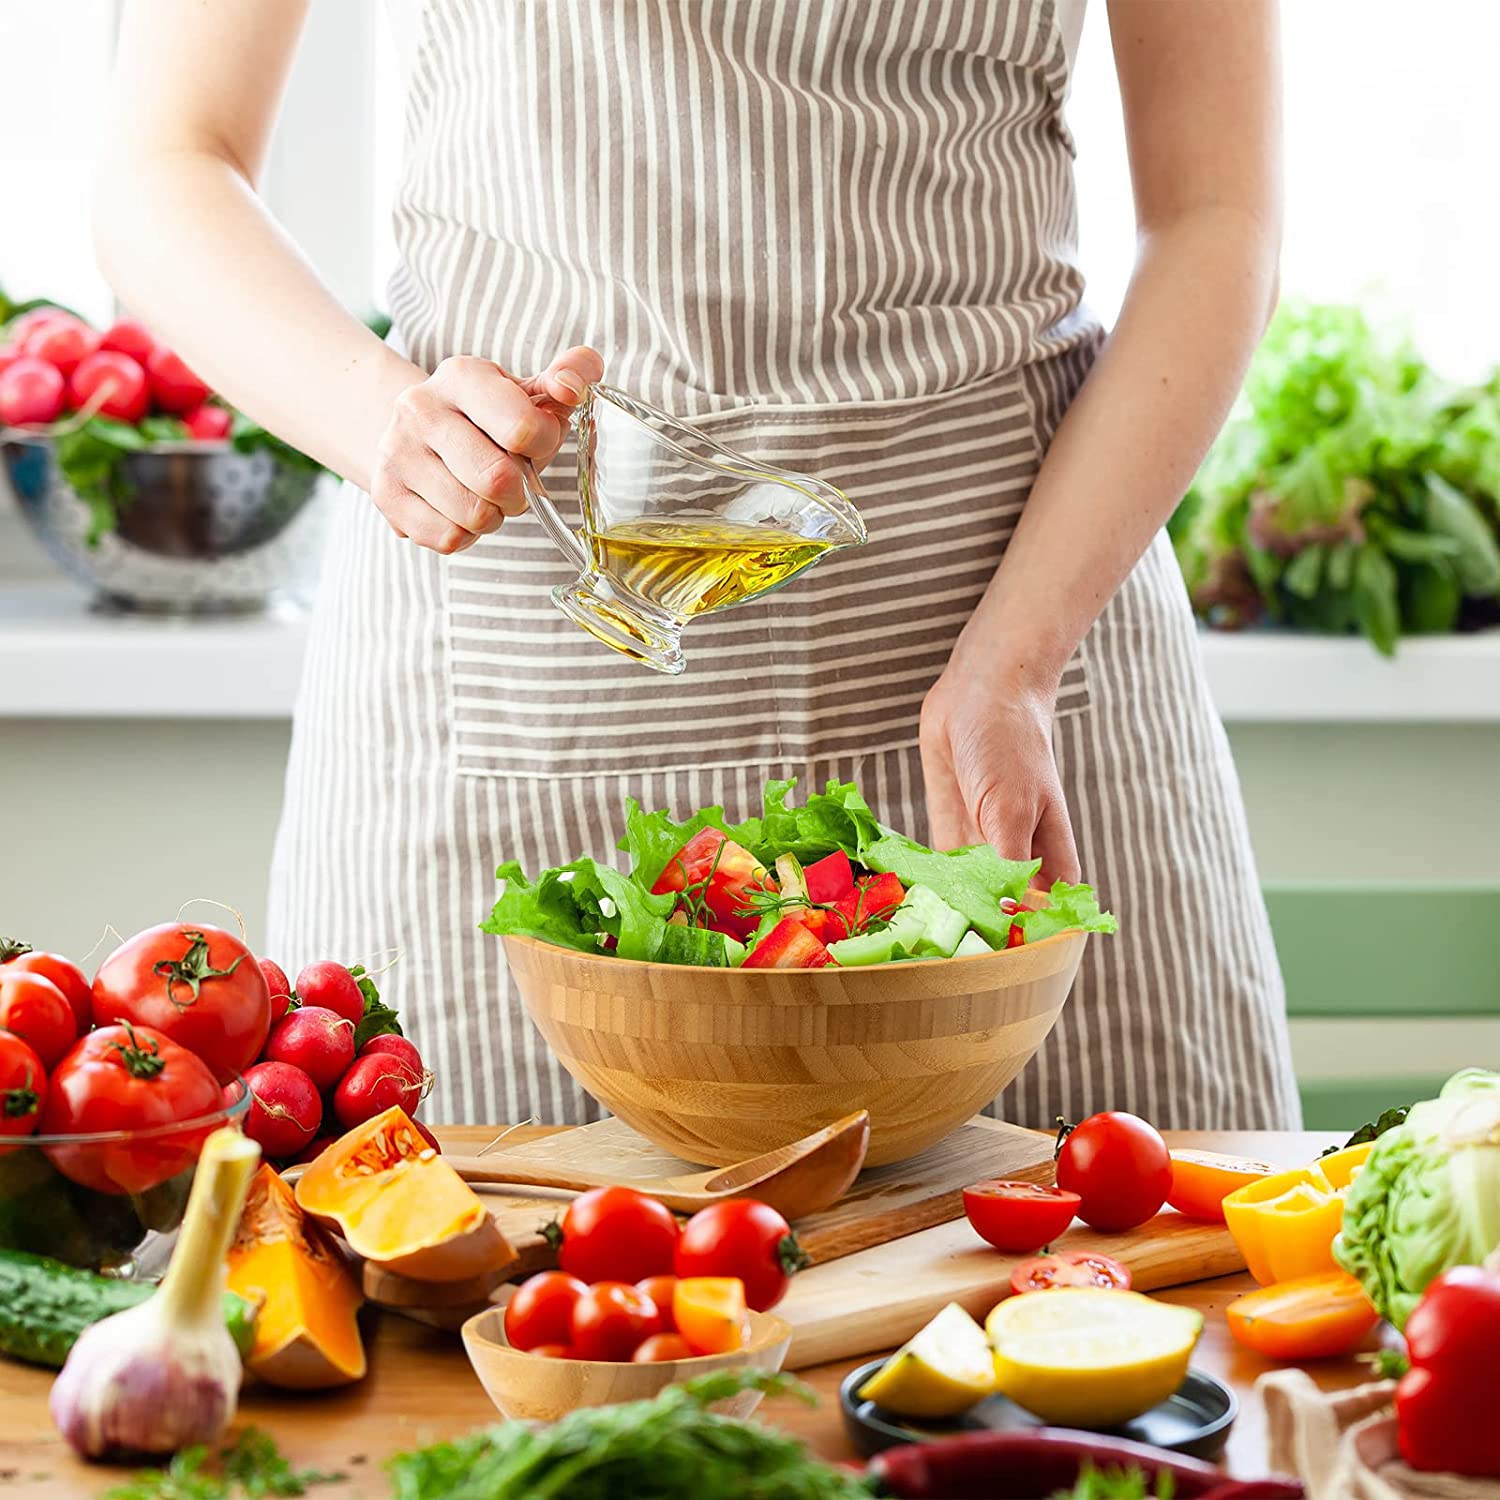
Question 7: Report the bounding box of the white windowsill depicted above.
[2,582,1500,723]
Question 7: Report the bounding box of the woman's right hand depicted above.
[371,345,604,553]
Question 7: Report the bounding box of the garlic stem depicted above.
[159,1129,262,1326]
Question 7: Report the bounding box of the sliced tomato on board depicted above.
[963,1180,1081,1254]
[826,872,905,940]
[741,918,836,970]
[650,828,771,940]
[1168,1150,1277,1222]
[1226,1271,1380,1360]
[1009,1250,1133,1295]
[803,850,855,904]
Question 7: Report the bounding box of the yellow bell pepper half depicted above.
[1221,1142,1372,1286]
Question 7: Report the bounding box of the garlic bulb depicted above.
[50,1127,261,1460]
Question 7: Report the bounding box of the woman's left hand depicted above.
[919,661,1080,884]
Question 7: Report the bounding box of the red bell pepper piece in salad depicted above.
[650,828,771,940]
[1001,896,1028,948]
[803,850,855,904]
[825,872,905,941]
[741,918,836,970]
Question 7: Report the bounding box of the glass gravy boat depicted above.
[520,385,866,674]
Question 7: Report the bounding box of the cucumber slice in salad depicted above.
[828,904,928,966]
[953,930,995,958]
[897,885,970,958]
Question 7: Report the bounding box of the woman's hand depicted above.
[372,346,604,554]
[919,661,1080,884]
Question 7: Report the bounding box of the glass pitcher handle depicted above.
[517,457,589,573]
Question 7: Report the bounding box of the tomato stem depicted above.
[151,929,245,1011]
[778,1231,811,1277]
[108,1020,167,1080]
[2,1066,38,1120]
[1053,1115,1075,1159]
[539,1218,565,1253]
[0,939,33,964]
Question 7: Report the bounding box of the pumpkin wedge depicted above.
[294,1106,515,1283]
[228,1165,366,1389]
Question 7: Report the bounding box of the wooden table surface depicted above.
[0,1129,1370,1497]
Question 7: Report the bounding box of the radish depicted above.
[183,403,232,441]
[0,357,66,427]
[333,1052,424,1131]
[144,345,210,413]
[294,961,364,1027]
[257,958,295,1024]
[98,318,157,365]
[359,1033,423,1073]
[262,1005,355,1091]
[242,1061,321,1159]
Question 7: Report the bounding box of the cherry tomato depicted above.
[98,318,158,365]
[145,346,211,413]
[1167,1150,1276,1222]
[674,1199,807,1311]
[182,403,232,440]
[527,1343,577,1359]
[0,357,66,426]
[69,351,149,423]
[635,1275,678,1330]
[41,1023,223,1194]
[1055,1111,1171,1231]
[1,948,93,1036]
[92,923,271,1084]
[19,316,100,378]
[554,1186,679,1284]
[0,972,76,1070]
[632,1333,696,1363]
[1010,1250,1133,1295]
[962,1180,1082,1254]
[0,1030,47,1138]
[673,1276,750,1355]
[570,1281,658,1361]
[503,1270,588,1351]
[1226,1271,1380,1361]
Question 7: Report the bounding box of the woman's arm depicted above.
[921,0,1281,878]
[96,0,599,552]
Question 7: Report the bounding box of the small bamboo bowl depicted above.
[461,1305,793,1422]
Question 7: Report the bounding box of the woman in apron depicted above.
[99,0,1299,1130]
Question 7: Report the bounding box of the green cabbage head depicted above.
[1333,1068,1500,1329]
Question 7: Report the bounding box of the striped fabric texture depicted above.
[267,0,1301,1131]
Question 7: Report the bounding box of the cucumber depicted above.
[0,1248,259,1369]
[827,905,928,966]
[953,930,995,958]
[723,935,748,968]
[898,885,970,958]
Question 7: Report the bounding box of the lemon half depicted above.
[857,1302,997,1418]
[985,1288,1202,1427]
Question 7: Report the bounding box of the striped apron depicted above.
[268,0,1301,1131]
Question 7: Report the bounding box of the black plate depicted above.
[840,1360,1238,1463]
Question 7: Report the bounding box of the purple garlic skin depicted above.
[49,1319,235,1461]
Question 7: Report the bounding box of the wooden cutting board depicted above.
[775,1210,1246,1370]
[462,1114,1058,1276]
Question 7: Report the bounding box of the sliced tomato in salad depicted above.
[742,918,836,970]
[825,872,905,941]
[1009,1250,1132,1294]
[650,828,771,940]
[803,850,855,904]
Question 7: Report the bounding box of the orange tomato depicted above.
[1167,1150,1275,1222]
[1226,1271,1381,1361]
[672,1276,750,1356]
[632,1333,696,1363]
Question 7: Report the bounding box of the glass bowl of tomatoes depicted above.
[0,1074,250,1275]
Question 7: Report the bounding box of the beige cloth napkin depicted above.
[1258,1370,1500,1500]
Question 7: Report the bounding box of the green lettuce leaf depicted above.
[748,779,882,866]
[1012,882,1119,944]
[861,832,1038,947]
[618,799,760,890]
[482,858,674,962]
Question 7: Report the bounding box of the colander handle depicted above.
[516,456,589,573]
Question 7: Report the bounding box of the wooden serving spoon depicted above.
[284,1110,870,1220]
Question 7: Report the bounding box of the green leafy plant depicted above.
[1172,302,1500,654]
[103,1427,344,1500]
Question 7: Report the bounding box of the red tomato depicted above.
[503,1270,589,1351]
[0,357,67,427]
[1010,1250,1133,1295]
[570,1281,658,1361]
[1,947,93,1035]
[825,872,906,941]
[333,1052,424,1131]
[962,1180,1082,1254]
[527,1343,578,1359]
[1055,1111,1172,1231]
[0,1030,47,1138]
[91,923,271,1085]
[554,1186,679,1284]
[145,346,211,413]
[650,829,771,940]
[19,317,100,378]
[69,352,149,423]
[674,1199,808,1311]
[741,917,835,970]
[635,1275,678,1330]
[632,1333,696,1363]
[98,319,157,365]
[257,959,294,1023]
[182,403,232,440]
[803,850,855,904]
[41,1024,224,1194]
[0,972,76,1070]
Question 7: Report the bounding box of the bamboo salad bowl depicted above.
[502,927,1088,1167]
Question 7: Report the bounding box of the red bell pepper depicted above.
[803,850,855,904]
[789,906,830,941]
[650,828,771,940]
[1396,1264,1500,1477]
[1001,896,1029,948]
[826,872,905,940]
[741,918,836,969]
